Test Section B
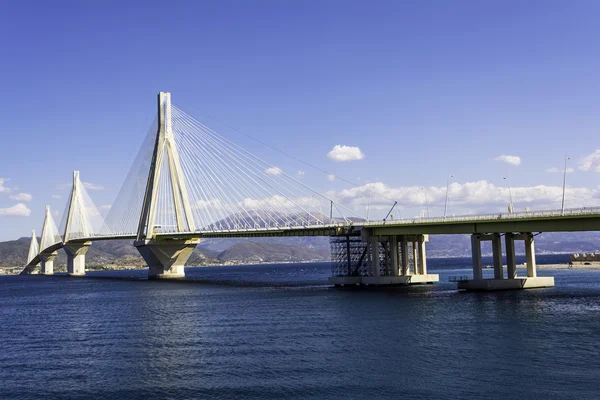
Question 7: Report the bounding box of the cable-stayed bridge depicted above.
[21,92,600,291]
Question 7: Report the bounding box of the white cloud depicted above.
[241,195,319,211]
[99,205,111,211]
[329,180,600,216]
[579,149,600,172]
[10,193,32,202]
[83,182,105,191]
[494,155,521,166]
[327,145,365,162]
[0,178,12,193]
[52,194,62,199]
[328,174,336,182]
[297,170,305,176]
[195,198,223,211]
[265,167,283,176]
[546,167,574,173]
[0,203,31,217]
[55,181,105,191]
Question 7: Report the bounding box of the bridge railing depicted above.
[364,206,600,227]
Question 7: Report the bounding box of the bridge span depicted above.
[21,92,600,291]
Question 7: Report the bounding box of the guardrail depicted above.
[363,206,600,227]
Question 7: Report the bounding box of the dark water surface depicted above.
[1,255,599,399]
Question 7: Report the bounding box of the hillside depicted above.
[218,241,330,263]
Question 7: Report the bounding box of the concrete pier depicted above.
[135,239,199,279]
[330,232,439,287]
[458,232,554,291]
[40,252,57,275]
[64,242,91,276]
[331,274,440,286]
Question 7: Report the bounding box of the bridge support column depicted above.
[471,234,483,280]
[417,235,428,275]
[458,232,553,291]
[389,236,399,276]
[505,233,517,279]
[64,242,91,276]
[525,233,537,278]
[40,252,57,275]
[370,237,380,277]
[329,233,438,287]
[412,240,418,274]
[400,235,409,276]
[492,233,503,279]
[135,239,199,279]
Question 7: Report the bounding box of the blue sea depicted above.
[1,254,599,399]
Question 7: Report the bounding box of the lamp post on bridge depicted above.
[561,155,571,216]
[443,174,453,218]
[503,177,514,214]
[420,187,430,218]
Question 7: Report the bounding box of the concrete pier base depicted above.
[40,252,57,275]
[64,242,91,276]
[462,232,553,291]
[329,274,439,287]
[135,239,199,279]
[457,276,554,291]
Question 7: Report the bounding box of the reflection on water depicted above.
[1,257,599,399]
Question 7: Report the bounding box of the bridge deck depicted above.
[26,207,600,271]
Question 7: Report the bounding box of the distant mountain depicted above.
[205,209,364,230]
[217,241,330,263]
[198,236,330,253]
[0,237,329,270]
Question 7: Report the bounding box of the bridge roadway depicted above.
[27,206,600,261]
[31,206,600,252]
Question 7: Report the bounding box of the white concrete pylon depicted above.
[136,92,196,240]
[64,170,89,242]
[26,229,39,266]
[40,205,60,251]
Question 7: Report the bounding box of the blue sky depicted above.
[1,0,599,240]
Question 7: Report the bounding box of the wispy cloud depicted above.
[579,149,600,172]
[0,203,31,217]
[56,181,105,191]
[494,155,521,166]
[327,145,365,162]
[10,193,32,202]
[0,178,12,193]
[297,170,305,176]
[52,194,62,199]
[328,174,336,182]
[265,167,283,175]
[546,167,574,173]
[83,182,105,191]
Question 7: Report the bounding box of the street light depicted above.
[503,177,514,213]
[561,155,571,215]
[421,187,430,218]
[443,174,453,218]
[366,186,373,222]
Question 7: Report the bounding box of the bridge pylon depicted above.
[63,170,91,276]
[135,92,199,279]
[39,205,59,275]
[25,230,40,271]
